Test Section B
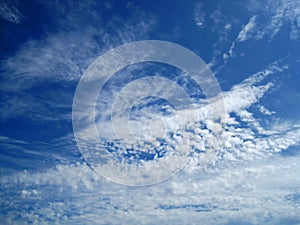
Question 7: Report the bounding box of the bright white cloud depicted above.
[1,149,300,224]
[2,61,300,224]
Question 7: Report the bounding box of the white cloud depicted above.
[2,60,293,178]
[1,1,300,223]
[237,16,257,42]
[67,60,298,185]
[1,151,300,224]
[2,62,300,224]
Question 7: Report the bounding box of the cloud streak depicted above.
[247,0,300,40]
[216,0,299,69]
[237,16,257,42]
[0,0,24,24]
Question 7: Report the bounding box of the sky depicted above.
[1,0,300,224]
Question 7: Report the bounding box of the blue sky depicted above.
[1,0,300,224]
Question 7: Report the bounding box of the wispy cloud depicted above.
[207,8,234,69]
[0,1,154,122]
[222,15,257,63]
[216,0,299,69]
[0,0,24,24]
[246,0,300,40]
[237,16,257,42]
[194,3,205,29]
